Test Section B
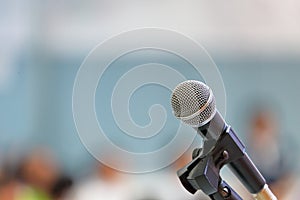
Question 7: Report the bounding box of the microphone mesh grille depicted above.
[171,80,216,126]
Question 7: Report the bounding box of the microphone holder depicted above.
[177,126,246,200]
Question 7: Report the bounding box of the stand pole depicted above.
[254,185,277,200]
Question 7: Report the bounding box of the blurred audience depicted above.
[0,164,19,200]
[17,149,58,200]
[70,152,208,200]
[0,148,73,200]
[70,163,132,200]
[0,126,298,200]
[51,176,73,200]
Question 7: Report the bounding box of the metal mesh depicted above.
[171,80,216,126]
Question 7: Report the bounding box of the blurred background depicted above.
[1,0,300,199]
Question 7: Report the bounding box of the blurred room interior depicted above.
[1,0,300,199]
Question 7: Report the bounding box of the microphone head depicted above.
[171,80,217,127]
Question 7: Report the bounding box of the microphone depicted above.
[171,80,277,200]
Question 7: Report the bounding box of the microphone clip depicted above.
[177,126,245,200]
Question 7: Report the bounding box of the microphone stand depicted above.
[178,155,242,200]
[177,126,246,200]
